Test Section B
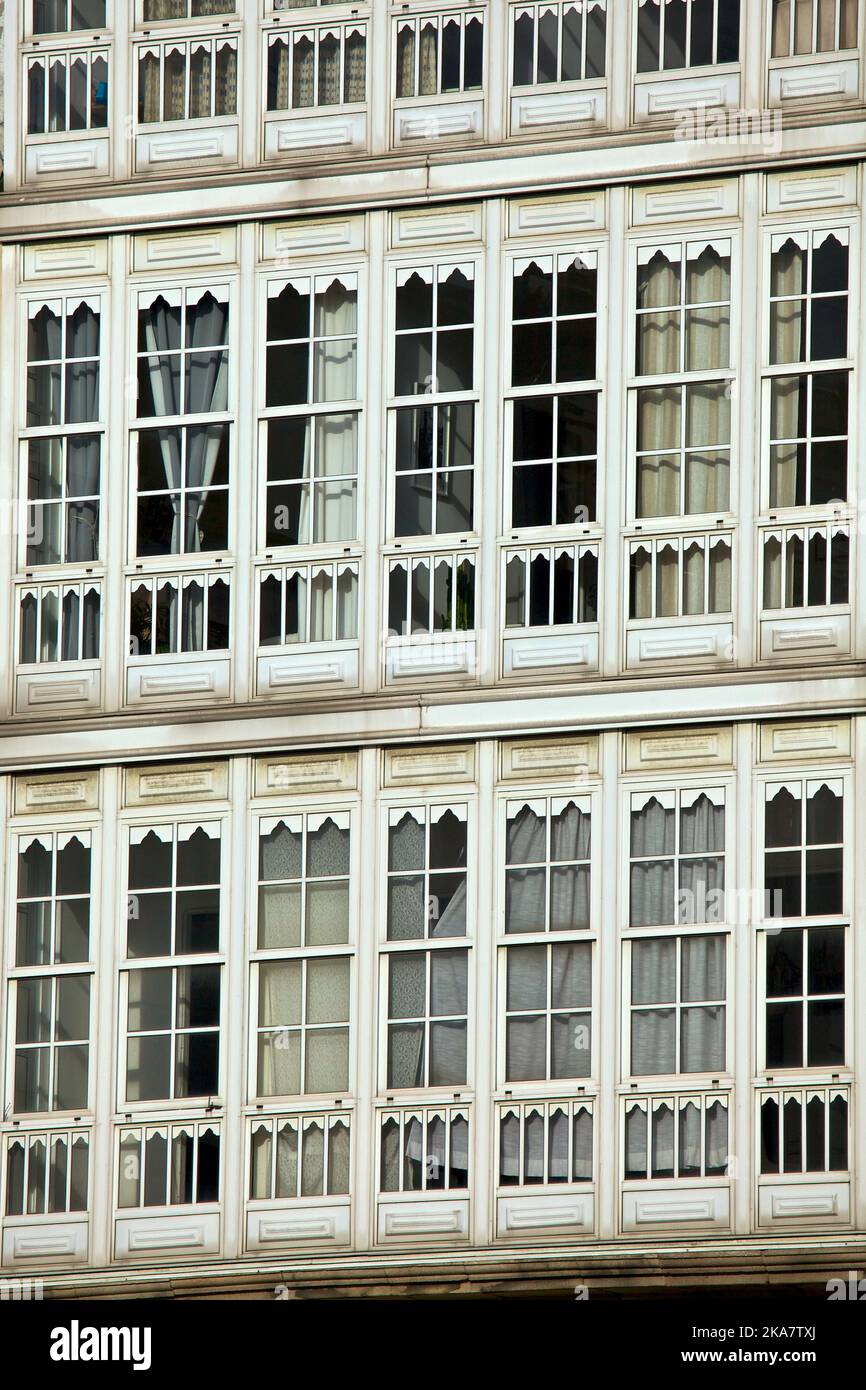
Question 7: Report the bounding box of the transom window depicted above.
[5,1130,89,1216]
[27,50,108,134]
[129,573,230,655]
[629,934,726,1076]
[254,812,351,1098]
[505,543,599,628]
[137,39,238,123]
[135,287,230,558]
[250,1113,350,1199]
[267,24,367,110]
[387,805,467,941]
[393,264,475,539]
[767,230,850,510]
[264,274,359,548]
[498,1099,593,1185]
[629,533,732,619]
[505,797,590,934]
[624,1092,728,1178]
[629,788,725,927]
[380,1106,468,1190]
[759,1087,848,1173]
[11,831,93,1116]
[512,2,606,85]
[635,240,732,519]
[764,779,843,917]
[771,0,859,55]
[33,1,105,34]
[765,925,845,1067]
[118,1122,220,1207]
[387,551,475,636]
[258,561,358,647]
[395,11,484,97]
[124,822,222,1103]
[636,0,741,72]
[510,253,600,530]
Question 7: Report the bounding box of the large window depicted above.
[27,50,108,134]
[771,0,859,55]
[137,39,238,123]
[11,832,93,1115]
[267,24,366,110]
[24,297,101,569]
[766,229,850,509]
[135,286,230,557]
[636,0,740,71]
[384,805,469,1089]
[634,239,733,520]
[123,823,222,1103]
[33,1,106,34]
[512,2,606,85]
[509,252,600,529]
[629,788,725,927]
[764,778,843,918]
[392,263,475,538]
[263,274,359,548]
[254,812,352,1098]
[395,11,484,97]
[629,934,726,1076]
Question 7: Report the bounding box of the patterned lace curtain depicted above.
[192,0,235,14]
[396,23,415,97]
[267,37,290,110]
[189,43,212,119]
[292,34,315,109]
[215,40,237,115]
[144,0,185,18]
[419,20,439,95]
[138,49,162,123]
[344,27,366,103]
[317,31,340,105]
[163,46,186,121]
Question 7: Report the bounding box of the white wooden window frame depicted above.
[24,46,110,135]
[757,773,848,924]
[115,1118,221,1210]
[756,922,850,1075]
[622,929,732,1082]
[509,2,608,88]
[247,1110,352,1202]
[621,1089,731,1180]
[3,1126,91,1217]
[633,0,742,74]
[264,21,368,113]
[756,1084,850,1175]
[392,8,486,101]
[117,817,225,1113]
[134,36,240,126]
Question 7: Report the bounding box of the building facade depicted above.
[0,0,863,1299]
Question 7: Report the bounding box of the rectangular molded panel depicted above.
[126,657,232,705]
[393,99,483,145]
[264,111,367,159]
[622,1184,730,1231]
[25,136,110,182]
[769,57,859,106]
[497,1191,594,1238]
[760,613,851,661]
[511,86,606,134]
[114,1212,221,1259]
[16,667,101,714]
[256,647,359,696]
[377,1198,470,1242]
[246,1203,351,1251]
[633,70,740,121]
[135,123,239,173]
[757,1181,850,1227]
[626,621,734,669]
[503,630,599,676]
[385,637,477,683]
[2,1220,89,1264]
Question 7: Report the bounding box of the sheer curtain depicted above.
[292,35,315,109]
[679,792,725,922]
[680,934,725,1071]
[258,961,300,1095]
[344,28,366,103]
[268,38,290,111]
[419,21,439,95]
[630,796,675,926]
[396,24,415,98]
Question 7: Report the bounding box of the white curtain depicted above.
[630,798,675,926]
